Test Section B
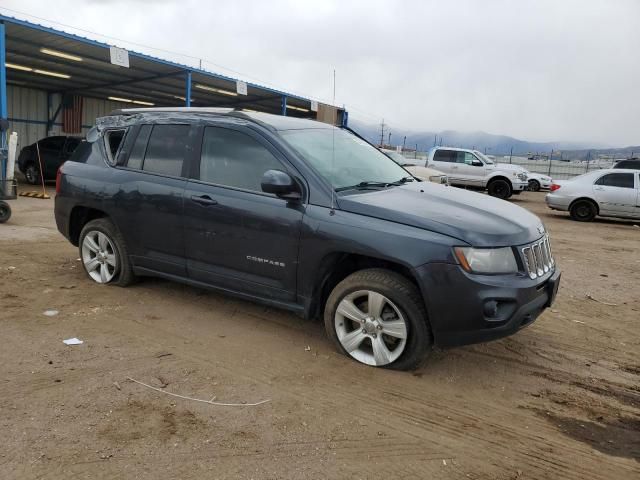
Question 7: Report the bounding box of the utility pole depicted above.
[388,132,392,146]
[586,150,591,172]
[548,150,553,176]
[415,144,418,159]
[433,135,437,147]
[379,119,386,147]
[402,135,406,151]
[509,146,513,164]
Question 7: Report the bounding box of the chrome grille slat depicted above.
[521,234,554,279]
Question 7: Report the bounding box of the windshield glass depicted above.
[474,151,494,164]
[386,151,408,164]
[281,128,409,190]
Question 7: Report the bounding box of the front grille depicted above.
[521,235,554,279]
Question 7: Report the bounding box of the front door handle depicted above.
[191,194,218,206]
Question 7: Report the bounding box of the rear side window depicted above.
[127,125,152,170]
[595,173,635,188]
[199,127,283,192]
[433,149,456,163]
[142,124,190,176]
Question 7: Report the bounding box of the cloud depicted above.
[2,0,639,145]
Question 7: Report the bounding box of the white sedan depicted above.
[495,163,552,191]
[526,172,553,191]
[545,169,640,221]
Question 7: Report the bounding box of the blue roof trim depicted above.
[0,14,314,104]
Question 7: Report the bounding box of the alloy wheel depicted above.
[81,230,118,283]
[334,290,408,366]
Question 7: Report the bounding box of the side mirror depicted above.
[472,160,483,166]
[261,169,301,200]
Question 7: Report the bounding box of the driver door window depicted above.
[199,127,284,192]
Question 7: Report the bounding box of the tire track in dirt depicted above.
[88,309,639,479]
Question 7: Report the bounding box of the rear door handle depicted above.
[191,194,218,206]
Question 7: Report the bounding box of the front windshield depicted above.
[280,128,410,190]
[474,151,494,164]
[386,151,408,164]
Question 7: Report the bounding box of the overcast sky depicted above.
[2,0,639,145]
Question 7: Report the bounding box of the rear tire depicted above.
[528,179,541,192]
[24,163,40,185]
[0,201,11,223]
[487,179,512,200]
[79,218,136,286]
[324,268,432,370]
[570,200,597,222]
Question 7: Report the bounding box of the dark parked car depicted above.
[613,158,640,170]
[18,136,82,184]
[54,108,560,370]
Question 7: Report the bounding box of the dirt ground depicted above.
[1,186,638,479]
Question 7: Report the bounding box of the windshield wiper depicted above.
[335,181,392,192]
[335,177,415,192]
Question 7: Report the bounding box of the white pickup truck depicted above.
[424,147,529,199]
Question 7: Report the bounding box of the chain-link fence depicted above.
[492,156,615,180]
[393,149,618,180]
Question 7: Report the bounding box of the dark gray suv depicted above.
[54,108,560,370]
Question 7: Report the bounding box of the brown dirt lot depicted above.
[1,188,638,479]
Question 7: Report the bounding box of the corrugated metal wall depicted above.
[7,85,48,153]
[7,85,129,153]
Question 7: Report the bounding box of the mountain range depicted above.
[349,120,638,160]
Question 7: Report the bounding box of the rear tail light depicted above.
[55,165,63,194]
[550,183,561,192]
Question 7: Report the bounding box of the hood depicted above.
[490,163,527,175]
[337,182,544,247]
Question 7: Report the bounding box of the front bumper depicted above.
[416,263,560,348]
[512,180,528,191]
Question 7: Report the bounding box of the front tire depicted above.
[324,268,432,370]
[570,200,597,222]
[528,179,541,192]
[487,179,512,200]
[79,218,136,286]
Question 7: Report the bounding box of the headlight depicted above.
[517,172,528,180]
[454,247,518,274]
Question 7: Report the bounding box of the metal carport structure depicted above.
[0,14,347,179]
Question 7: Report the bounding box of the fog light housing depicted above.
[483,300,499,319]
